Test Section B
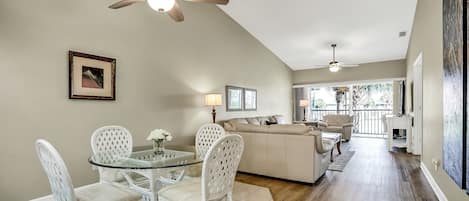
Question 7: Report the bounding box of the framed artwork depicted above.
[226,86,243,111]
[69,51,116,100]
[442,0,467,190]
[244,88,257,111]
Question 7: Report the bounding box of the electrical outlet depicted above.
[432,158,440,171]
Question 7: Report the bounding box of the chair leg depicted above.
[226,192,233,201]
[337,141,342,155]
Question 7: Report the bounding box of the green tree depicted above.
[314,99,326,109]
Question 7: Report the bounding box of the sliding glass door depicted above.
[307,82,393,137]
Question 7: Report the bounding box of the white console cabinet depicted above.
[386,115,412,152]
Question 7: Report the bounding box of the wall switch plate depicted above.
[432,158,440,171]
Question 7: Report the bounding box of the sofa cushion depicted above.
[235,124,270,133]
[235,124,310,135]
[324,115,352,126]
[323,126,343,133]
[247,118,261,125]
[268,124,310,134]
[229,118,249,125]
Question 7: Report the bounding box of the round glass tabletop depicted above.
[89,148,203,170]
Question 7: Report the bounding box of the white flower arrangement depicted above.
[147,129,173,142]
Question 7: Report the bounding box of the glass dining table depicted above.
[89,147,202,201]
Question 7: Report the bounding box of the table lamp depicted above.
[299,99,309,121]
[205,94,223,123]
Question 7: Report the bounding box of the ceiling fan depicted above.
[108,0,229,22]
[315,44,359,72]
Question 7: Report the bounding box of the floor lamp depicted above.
[205,94,223,123]
[299,99,309,121]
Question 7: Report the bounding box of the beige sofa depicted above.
[224,116,333,183]
[223,115,289,126]
[318,114,354,141]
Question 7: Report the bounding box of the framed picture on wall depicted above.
[226,86,243,111]
[442,0,468,190]
[244,88,257,111]
[69,51,116,100]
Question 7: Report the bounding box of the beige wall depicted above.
[0,0,292,200]
[292,59,406,85]
[406,0,469,200]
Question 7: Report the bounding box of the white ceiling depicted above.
[219,0,417,70]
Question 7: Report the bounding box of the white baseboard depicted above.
[420,162,448,201]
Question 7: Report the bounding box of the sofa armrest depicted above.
[342,123,354,127]
[317,121,328,128]
[317,138,334,154]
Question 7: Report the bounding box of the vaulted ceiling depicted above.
[219,0,417,70]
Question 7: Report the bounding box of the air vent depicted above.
[399,31,407,37]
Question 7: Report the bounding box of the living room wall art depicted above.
[226,86,243,111]
[442,0,467,190]
[244,88,257,111]
[69,51,116,100]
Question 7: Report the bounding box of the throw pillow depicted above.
[273,115,287,124]
[247,118,261,125]
[266,121,278,125]
[224,122,236,131]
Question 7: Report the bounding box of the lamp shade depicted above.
[299,99,309,107]
[205,94,223,106]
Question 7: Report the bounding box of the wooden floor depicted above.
[235,137,438,201]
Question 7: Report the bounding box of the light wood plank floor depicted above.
[235,137,438,201]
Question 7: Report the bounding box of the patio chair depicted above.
[318,114,354,141]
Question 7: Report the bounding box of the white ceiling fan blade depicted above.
[340,64,360,68]
[307,65,330,69]
[184,0,229,5]
[109,0,144,9]
[168,1,185,22]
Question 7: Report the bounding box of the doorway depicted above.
[412,53,423,155]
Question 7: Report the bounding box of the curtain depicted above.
[293,87,309,121]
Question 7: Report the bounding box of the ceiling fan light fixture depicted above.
[147,0,175,12]
[329,64,340,72]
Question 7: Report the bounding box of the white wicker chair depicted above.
[91,125,133,183]
[34,139,141,201]
[195,123,226,159]
[90,126,157,201]
[157,134,244,201]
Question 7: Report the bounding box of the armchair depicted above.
[318,114,354,141]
